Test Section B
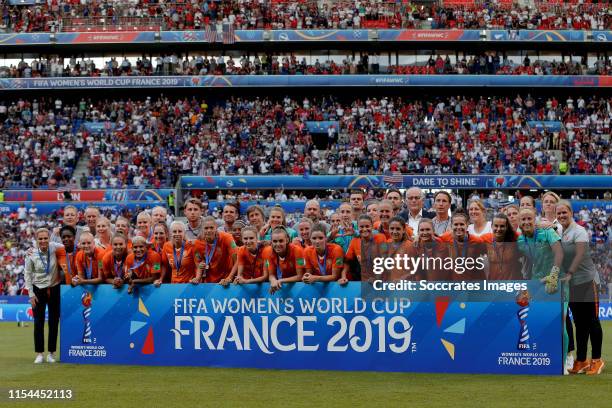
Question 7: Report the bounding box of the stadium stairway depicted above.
[73,153,91,182]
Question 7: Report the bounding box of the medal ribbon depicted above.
[38,249,50,275]
[205,237,218,268]
[85,255,93,279]
[453,234,469,259]
[317,246,328,276]
[492,239,504,276]
[173,242,185,272]
[66,252,73,279]
[114,256,125,278]
[275,250,287,280]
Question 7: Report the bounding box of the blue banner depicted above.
[0,30,606,46]
[305,121,339,133]
[0,201,164,216]
[489,30,587,42]
[0,295,29,304]
[267,29,481,42]
[9,0,42,4]
[593,31,612,42]
[0,75,608,90]
[600,302,612,321]
[0,303,36,322]
[378,29,481,42]
[527,121,563,132]
[181,175,612,190]
[60,283,562,374]
[271,30,368,42]
[518,30,586,42]
[82,121,116,133]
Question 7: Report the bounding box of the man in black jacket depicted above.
[398,187,436,239]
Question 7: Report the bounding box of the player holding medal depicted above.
[125,236,162,294]
[303,223,343,283]
[161,222,198,284]
[263,226,305,293]
[194,217,237,284]
[102,234,130,290]
[73,232,105,285]
[235,226,268,284]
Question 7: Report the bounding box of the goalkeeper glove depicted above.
[543,266,560,294]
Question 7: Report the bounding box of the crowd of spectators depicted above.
[1,53,611,78]
[0,93,610,189]
[431,2,611,30]
[389,54,612,76]
[0,1,610,33]
[0,97,81,189]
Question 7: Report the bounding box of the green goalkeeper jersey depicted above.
[517,228,561,280]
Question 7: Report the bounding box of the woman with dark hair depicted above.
[329,202,359,253]
[102,234,130,290]
[263,226,305,293]
[231,220,247,247]
[385,216,415,281]
[443,212,486,281]
[482,213,522,280]
[303,223,343,283]
[340,215,387,284]
[293,218,313,248]
[151,222,170,285]
[55,225,78,285]
[504,204,520,232]
[413,218,451,281]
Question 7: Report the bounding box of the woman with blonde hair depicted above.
[261,206,298,241]
[94,216,113,253]
[292,218,313,248]
[467,200,492,237]
[413,218,450,281]
[25,228,62,364]
[540,191,562,235]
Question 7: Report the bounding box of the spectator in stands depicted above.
[2,1,609,33]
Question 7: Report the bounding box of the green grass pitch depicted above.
[1,322,611,407]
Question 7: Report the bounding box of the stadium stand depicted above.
[0,1,610,33]
[0,94,610,189]
[1,53,610,77]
